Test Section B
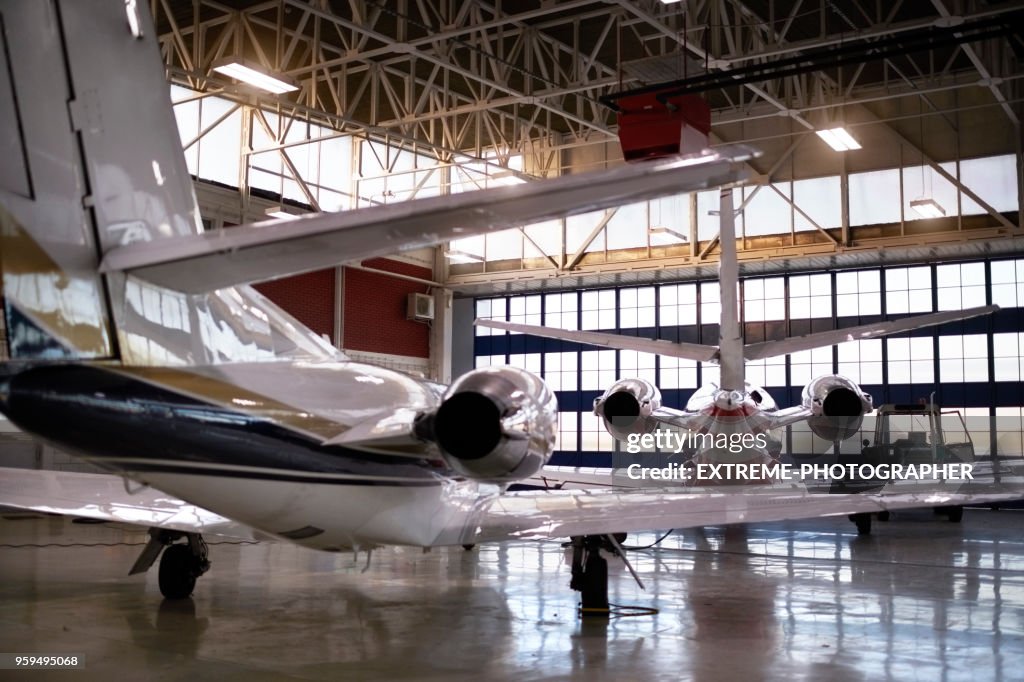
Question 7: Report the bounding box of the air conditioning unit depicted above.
[407,293,434,321]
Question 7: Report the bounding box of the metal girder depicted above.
[156,0,1022,170]
[612,0,814,130]
[156,0,629,166]
[867,112,1018,231]
[931,0,1019,125]
[566,208,618,271]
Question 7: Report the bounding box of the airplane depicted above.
[476,185,1002,495]
[0,0,1020,609]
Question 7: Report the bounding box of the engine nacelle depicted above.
[593,378,662,441]
[802,374,873,442]
[426,367,557,482]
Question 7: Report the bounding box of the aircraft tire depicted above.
[850,513,872,535]
[159,544,198,599]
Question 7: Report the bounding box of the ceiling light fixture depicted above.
[909,197,946,219]
[212,60,298,94]
[445,250,484,264]
[648,226,688,242]
[815,126,862,152]
[266,207,300,220]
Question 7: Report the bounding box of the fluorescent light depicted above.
[265,207,299,220]
[816,126,861,152]
[125,0,143,38]
[213,60,298,94]
[649,226,688,242]
[446,250,484,264]
[659,0,683,3]
[910,197,946,218]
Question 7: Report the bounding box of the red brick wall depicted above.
[343,258,431,358]
[254,269,336,343]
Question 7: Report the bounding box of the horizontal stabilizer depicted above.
[743,305,1000,361]
[100,146,755,294]
[475,319,720,363]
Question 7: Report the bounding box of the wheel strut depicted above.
[570,536,610,618]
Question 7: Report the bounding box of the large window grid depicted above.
[660,356,699,389]
[659,284,698,327]
[789,274,832,319]
[747,355,787,387]
[886,266,933,314]
[991,259,1024,309]
[474,298,507,336]
[837,339,883,385]
[937,263,987,312]
[619,287,656,329]
[836,270,881,317]
[743,277,786,322]
[886,337,935,384]
[581,290,616,330]
[508,295,541,334]
[995,408,1024,459]
[472,259,1022,457]
[544,292,578,330]
[543,352,579,392]
[581,350,617,391]
[994,333,1024,381]
[938,335,989,382]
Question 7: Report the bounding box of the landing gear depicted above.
[131,529,210,599]
[568,534,644,618]
[570,536,609,618]
[937,505,964,523]
[849,513,872,535]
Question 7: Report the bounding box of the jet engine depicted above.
[593,378,662,441]
[802,374,873,441]
[425,367,557,482]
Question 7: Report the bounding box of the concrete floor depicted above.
[1,510,1023,681]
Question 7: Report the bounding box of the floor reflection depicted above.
[1,510,1024,680]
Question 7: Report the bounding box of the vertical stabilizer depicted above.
[716,188,744,391]
[1,0,204,362]
[0,0,117,359]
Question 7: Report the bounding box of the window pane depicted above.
[850,169,901,226]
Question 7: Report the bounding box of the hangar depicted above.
[1,0,1024,678]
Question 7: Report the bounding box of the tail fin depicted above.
[715,188,744,391]
[0,0,201,360]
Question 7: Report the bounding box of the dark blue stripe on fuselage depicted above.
[81,459,442,486]
[1,364,448,485]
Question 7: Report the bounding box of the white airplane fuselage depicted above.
[0,359,504,550]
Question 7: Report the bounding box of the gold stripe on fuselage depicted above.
[0,203,113,357]
[113,365,349,443]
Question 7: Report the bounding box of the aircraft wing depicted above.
[0,467,262,541]
[100,146,755,294]
[5,467,1022,548]
[475,320,720,363]
[743,305,1000,361]
[476,481,1024,541]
